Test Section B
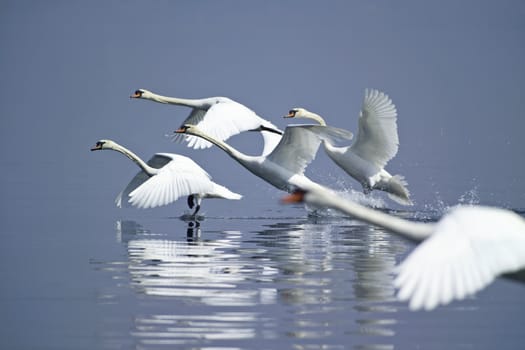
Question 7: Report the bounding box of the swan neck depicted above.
[318,191,433,240]
[304,112,327,126]
[147,93,200,107]
[190,130,246,161]
[112,144,157,176]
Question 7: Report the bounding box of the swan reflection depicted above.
[103,217,412,349]
[253,217,408,344]
[115,220,277,306]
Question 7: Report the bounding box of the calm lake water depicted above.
[1,180,524,350]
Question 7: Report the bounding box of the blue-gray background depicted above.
[1,1,525,349]
[2,0,524,214]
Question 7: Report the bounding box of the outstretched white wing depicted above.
[265,125,326,175]
[349,89,399,168]
[115,154,173,208]
[172,100,282,150]
[127,154,215,209]
[394,206,525,311]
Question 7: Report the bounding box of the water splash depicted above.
[458,186,480,206]
[418,186,481,222]
[305,188,387,218]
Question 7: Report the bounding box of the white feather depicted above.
[133,89,282,154]
[177,124,328,195]
[395,206,525,310]
[288,89,411,205]
[128,155,214,209]
[281,185,525,311]
[92,140,242,212]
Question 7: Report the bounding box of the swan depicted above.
[90,139,242,215]
[131,88,283,156]
[285,89,412,205]
[281,186,525,311]
[174,124,353,194]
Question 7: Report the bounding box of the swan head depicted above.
[284,108,326,126]
[174,124,199,135]
[130,89,154,99]
[281,186,338,208]
[284,108,307,119]
[91,139,118,151]
[281,189,307,204]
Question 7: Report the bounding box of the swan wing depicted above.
[127,154,214,209]
[292,124,354,144]
[172,101,281,150]
[265,125,323,175]
[349,89,399,168]
[394,206,525,311]
[115,154,173,208]
[260,130,283,157]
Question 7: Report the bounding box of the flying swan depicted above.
[282,186,525,311]
[175,124,353,194]
[285,89,412,205]
[131,88,282,156]
[91,139,242,215]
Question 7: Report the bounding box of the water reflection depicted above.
[131,312,270,346]
[97,217,414,349]
[252,218,404,347]
[115,220,278,306]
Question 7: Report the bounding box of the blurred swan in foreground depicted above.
[91,139,241,215]
[282,186,525,311]
[285,89,412,205]
[131,88,282,156]
[175,124,352,194]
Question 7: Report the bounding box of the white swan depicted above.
[285,89,412,205]
[91,139,242,215]
[282,186,525,311]
[131,89,282,156]
[175,124,352,194]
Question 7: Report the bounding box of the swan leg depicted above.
[187,195,195,209]
[190,195,203,217]
[192,204,201,217]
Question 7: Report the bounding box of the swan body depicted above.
[91,139,241,215]
[282,186,525,311]
[131,89,282,156]
[286,89,412,205]
[175,124,352,194]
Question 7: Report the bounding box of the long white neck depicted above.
[186,129,255,165]
[144,92,202,108]
[109,143,158,176]
[301,111,327,126]
[311,189,434,241]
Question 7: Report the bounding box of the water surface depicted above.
[1,185,524,349]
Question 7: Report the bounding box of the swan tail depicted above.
[386,174,413,206]
[208,183,243,200]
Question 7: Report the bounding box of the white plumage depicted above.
[131,89,282,156]
[286,89,412,205]
[175,124,351,194]
[394,206,525,311]
[282,185,525,311]
[91,139,241,215]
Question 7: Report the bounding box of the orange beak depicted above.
[174,127,186,133]
[130,91,141,98]
[284,111,295,118]
[281,190,306,204]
